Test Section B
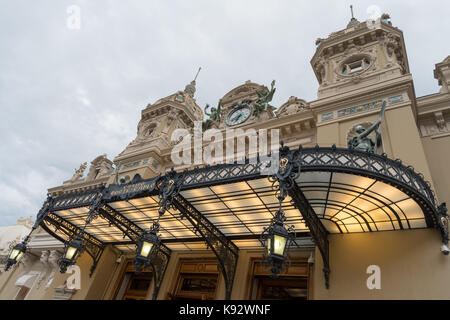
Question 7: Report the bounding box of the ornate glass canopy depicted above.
[33,146,447,298]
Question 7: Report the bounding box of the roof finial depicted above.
[184,67,202,98]
[347,4,360,28]
[193,67,201,82]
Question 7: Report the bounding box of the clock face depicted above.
[226,103,252,126]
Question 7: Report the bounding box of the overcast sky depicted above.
[0,0,449,226]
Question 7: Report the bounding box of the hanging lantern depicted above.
[261,208,293,277]
[133,222,161,273]
[59,235,84,273]
[3,197,54,273]
[5,241,27,271]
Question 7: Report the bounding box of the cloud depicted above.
[0,0,448,226]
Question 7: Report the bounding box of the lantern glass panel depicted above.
[65,246,78,260]
[266,237,272,255]
[273,234,287,256]
[16,251,24,262]
[10,249,19,260]
[141,241,153,257]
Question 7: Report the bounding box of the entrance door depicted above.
[168,259,219,300]
[113,261,153,300]
[122,273,153,300]
[248,258,312,300]
[255,277,308,300]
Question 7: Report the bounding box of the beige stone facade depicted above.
[1,15,449,300]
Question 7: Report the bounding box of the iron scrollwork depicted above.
[158,168,185,216]
[437,203,449,249]
[268,142,331,289]
[57,189,106,277]
[173,194,239,300]
[289,182,331,288]
[157,168,239,299]
[101,205,172,299]
[150,244,171,300]
[268,141,302,198]
[44,212,104,277]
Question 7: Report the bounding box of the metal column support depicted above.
[268,142,330,288]
[437,203,449,246]
[289,183,330,289]
[173,195,239,300]
[157,168,238,300]
[150,244,171,300]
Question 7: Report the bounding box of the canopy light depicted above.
[5,240,28,271]
[133,221,161,273]
[59,235,84,273]
[261,207,294,277]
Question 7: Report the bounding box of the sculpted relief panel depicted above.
[276,97,310,117]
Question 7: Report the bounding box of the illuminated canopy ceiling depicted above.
[39,148,442,251]
[36,146,447,291]
[40,147,441,255]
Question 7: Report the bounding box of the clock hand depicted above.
[232,113,242,122]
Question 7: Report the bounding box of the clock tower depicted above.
[310,12,434,183]
[215,80,276,129]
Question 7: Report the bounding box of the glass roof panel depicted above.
[47,167,431,247]
[367,181,409,203]
[395,198,425,220]
[332,173,375,190]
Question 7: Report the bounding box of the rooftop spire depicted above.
[347,4,360,28]
[193,67,201,82]
[184,67,202,98]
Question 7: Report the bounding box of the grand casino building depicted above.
[1,14,450,300]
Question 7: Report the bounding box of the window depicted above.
[341,56,371,75]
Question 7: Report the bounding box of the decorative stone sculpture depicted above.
[277,97,310,117]
[348,101,386,153]
[162,110,178,135]
[45,250,62,289]
[37,250,50,288]
[15,216,34,229]
[70,162,87,182]
[253,80,276,117]
[203,103,222,130]
[86,154,113,181]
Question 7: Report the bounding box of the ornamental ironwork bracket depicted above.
[99,204,172,299]
[157,168,184,216]
[268,143,331,289]
[150,244,171,300]
[34,195,55,229]
[98,205,143,242]
[173,194,239,300]
[156,168,238,299]
[42,212,104,277]
[437,203,449,246]
[289,183,330,289]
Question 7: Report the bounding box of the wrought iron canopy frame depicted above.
[39,146,445,291]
